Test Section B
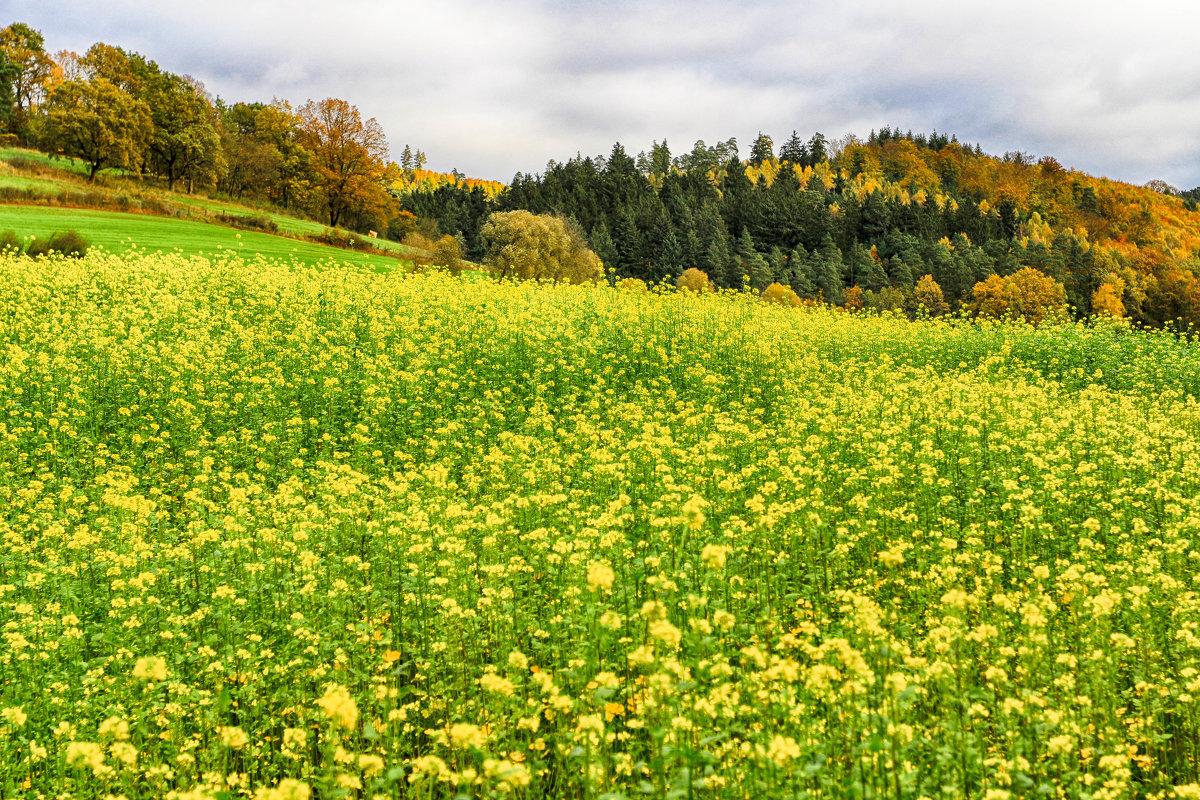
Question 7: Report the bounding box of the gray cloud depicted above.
[8,0,1199,187]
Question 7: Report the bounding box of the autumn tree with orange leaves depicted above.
[296,97,395,229]
[970,267,1068,325]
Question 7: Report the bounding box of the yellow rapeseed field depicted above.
[3,250,1200,799]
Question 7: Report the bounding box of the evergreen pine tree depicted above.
[845,242,875,288]
[861,252,890,292]
[611,209,642,279]
[748,251,771,291]
[779,131,807,165]
[806,132,828,166]
[590,220,618,273]
[926,243,956,302]
[654,228,684,285]
[734,228,770,290]
[703,238,735,288]
[767,247,786,284]
[811,235,845,304]
[749,132,775,166]
[887,256,914,291]
[788,245,817,296]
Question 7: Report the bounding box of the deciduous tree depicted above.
[0,23,53,141]
[912,274,949,316]
[0,51,17,135]
[969,267,1068,324]
[41,77,151,180]
[138,64,223,191]
[1004,267,1068,324]
[296,97,394,228]
[481,210,602,283]
[1092,281,1125,318]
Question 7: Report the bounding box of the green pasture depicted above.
[0,205,408,270]
[0,146,103,178]
[0,146,424,262]
[171,194,419,256]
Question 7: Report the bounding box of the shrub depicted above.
[0,230,23,253]
[5,155,44,173]
[676,268,712,293]
[863,285,907,313]
[216,213,278,233]
[26,230,89,258]
[317,228,370,251]
[402,232,465,274]
[760,282,801,306]
[431,234,464,275]
[480,211,602,284]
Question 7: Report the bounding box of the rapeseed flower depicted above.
[316,684,359,729]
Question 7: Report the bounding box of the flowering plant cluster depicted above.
[2,250,1200,798]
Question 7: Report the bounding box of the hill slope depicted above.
[407,132,1200,325]
[0,147,422,268]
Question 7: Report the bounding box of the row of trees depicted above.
[0,23,403,231]
[403,131,1200,326]
[4,22,1199,325]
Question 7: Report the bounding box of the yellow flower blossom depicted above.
[587,561,615,592]
[219,726,249,749]
[700,543,729,570]
[316,684,359,729]
[66,741,105,773]
[132,656,168,682]
[449,722,487,750]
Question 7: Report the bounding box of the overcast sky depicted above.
[10,0,1200,189]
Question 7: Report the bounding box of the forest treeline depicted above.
[474,132,1200,326]
[0,22,496,238]
[3,22,1200,325]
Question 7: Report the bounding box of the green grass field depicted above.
[0,205,408,270]
[0,171,78,194]
[0,146,104,178]
[170,195,418,257]
[0,146,424,264]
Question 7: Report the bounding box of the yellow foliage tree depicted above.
[481,210,601,284]
[970,268,1068,325]
[912,274,949,316]
[760,282,801,306]
[970,274,1010,319]
[676,268,712,293]
[842,285,864,310]
[1091,280,1125,318]
[1005,267,1068,324]
[295,97,395,229]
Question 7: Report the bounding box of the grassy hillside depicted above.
[0,205,407,270]
[3,248,1200,797]
[0,147,423,267]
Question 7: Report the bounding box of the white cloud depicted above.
[8,0,1200,186]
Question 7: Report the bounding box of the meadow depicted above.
[0,206,406,271]
[2,249,1200,799]
[0,147,421,268]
